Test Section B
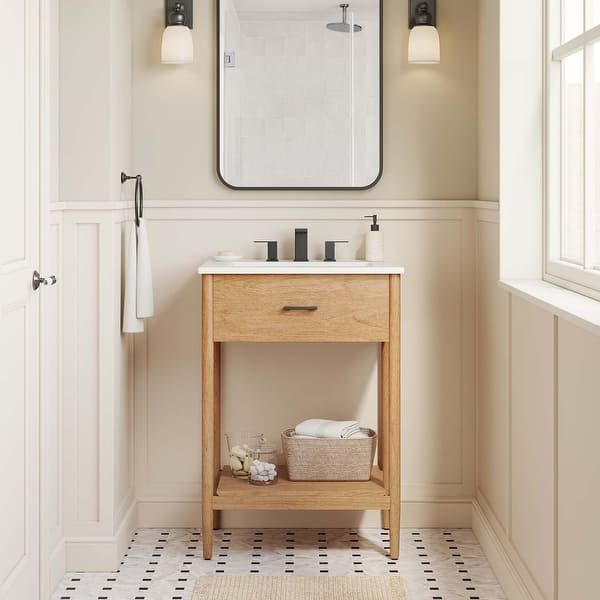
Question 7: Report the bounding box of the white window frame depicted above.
[545,0,600,300]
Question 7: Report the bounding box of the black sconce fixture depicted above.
[161,1,194,64]
[408,0,440,64]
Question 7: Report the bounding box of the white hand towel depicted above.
[136,218,154,318]
[123,222,144,333]
[295,419,361,439]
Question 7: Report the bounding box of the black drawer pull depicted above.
[282,305,318,312]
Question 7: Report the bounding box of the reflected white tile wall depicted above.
[222,8,379,187]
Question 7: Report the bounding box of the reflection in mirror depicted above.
[218,0,382,189]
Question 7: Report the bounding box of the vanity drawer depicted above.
[212,274,390,342]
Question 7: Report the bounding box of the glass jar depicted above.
[249,440,279,486]
[225,432,262,478]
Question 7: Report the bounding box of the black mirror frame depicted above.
[216,0,384,191]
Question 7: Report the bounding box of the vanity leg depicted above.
[213,342,221,531]
[380,341,390,530]
[388,275,401,560]
[202,275,215,559]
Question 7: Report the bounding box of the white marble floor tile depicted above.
[51,528,505,600]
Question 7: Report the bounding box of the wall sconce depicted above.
[161,1,194,64]
[408,0,440,64]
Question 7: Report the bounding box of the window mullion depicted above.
[550,0,564,264]
[584,41,594,268]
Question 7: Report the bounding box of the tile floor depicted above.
[51,528,505,600]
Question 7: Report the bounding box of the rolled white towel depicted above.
[294,419,361,439]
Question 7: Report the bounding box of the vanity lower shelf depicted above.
[214,466,391,511]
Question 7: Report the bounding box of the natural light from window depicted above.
[546,0,600,299]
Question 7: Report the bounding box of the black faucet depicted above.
[294,228,308,262]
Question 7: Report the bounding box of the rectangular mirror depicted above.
[218,0,382,190]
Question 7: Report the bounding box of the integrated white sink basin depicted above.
[232,260,369,268]
[198,260,404,275]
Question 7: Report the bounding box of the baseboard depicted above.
[471,499,539,600]
[115,497,138,567]
[65,499,137,571]
[136,499,473,529]
[42,539,66,600]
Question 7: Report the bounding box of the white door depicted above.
[0,1,41,598]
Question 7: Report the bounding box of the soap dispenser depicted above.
[364,215,384,262]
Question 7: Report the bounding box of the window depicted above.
[546,0,600,299]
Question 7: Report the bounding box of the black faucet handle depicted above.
[324,240,349,262]
[254,240,279,262]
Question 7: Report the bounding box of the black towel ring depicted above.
[121,171,144,227]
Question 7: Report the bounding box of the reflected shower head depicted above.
[327,3,362,33]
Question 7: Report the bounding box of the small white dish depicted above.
[214,253,243,262]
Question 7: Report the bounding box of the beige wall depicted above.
[132,0,479,200]
[60,0,133,202]
[477,0,499,201]
[128,0,480,527]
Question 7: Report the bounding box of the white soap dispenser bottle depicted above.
[364,214,384,262]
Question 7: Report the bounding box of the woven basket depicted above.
[282,428,377,481]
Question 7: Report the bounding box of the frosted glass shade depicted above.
[161,25,193,64]
[408,25,440,64]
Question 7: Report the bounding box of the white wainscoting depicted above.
[130,201,477,528]
[556,321,600,599]
[60,208,136,570]
[54,199,492,569]
[475,209,509,531]
[474,208,600,600]
[49,199,600,593]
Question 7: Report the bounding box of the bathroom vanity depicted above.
[198,261,403,560]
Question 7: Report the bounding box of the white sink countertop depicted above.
[197,259,405,275]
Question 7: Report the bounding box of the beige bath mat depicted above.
[192,575,407,599]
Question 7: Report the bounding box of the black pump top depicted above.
[364,214,380,231]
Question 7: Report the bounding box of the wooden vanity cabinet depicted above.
[200,272,402,560]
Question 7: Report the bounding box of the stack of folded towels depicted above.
[294,418,369,439]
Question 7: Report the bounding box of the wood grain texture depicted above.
[380,341,390,530]
[201,275,215,558]
[213,342,221,531]
[214,467,390,510]
[213,275,390,342]
[388,275,401,560]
